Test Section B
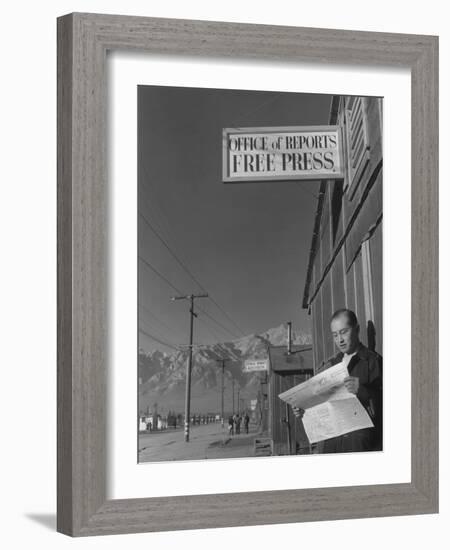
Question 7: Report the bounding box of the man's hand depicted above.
[292,406,305,419]
[344,376,359,395]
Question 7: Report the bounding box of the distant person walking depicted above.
[235,414,241,435]
[243,413,250,434]
[228,415,234,436]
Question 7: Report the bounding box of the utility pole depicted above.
[215,358,228,427]
[287,321,292,355]
[171,293,208,442]
[153,402,158,432]
[232,378,235,415]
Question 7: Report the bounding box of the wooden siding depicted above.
[270,372,310,455]
[306,96,383,369]
[268,346,313,455]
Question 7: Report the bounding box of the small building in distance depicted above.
[268,342,313,455]
[302,95,383,372]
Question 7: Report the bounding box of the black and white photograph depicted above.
[138,86,383,462]
[2,0,443,545]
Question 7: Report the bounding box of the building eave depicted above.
[301,95,341,310]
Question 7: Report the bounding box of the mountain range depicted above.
[138,324,311,416]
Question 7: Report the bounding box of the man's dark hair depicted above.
[330,308,359,327]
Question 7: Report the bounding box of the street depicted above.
[139,422,259,462]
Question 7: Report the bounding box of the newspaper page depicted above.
[278,361,373,443]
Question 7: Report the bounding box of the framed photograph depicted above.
[137,87,380,464]
[57,13,438,536]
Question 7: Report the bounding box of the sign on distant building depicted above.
[250,399,258,411]
[223,126,344,182]
[244,359,269,372]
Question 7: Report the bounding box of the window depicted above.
[344,96,371,197]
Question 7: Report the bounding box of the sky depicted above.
[138,86,332,354]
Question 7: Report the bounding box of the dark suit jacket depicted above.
[321,343,383,452]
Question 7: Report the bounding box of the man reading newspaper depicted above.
[290,309,382,453]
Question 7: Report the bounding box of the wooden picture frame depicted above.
[57,12,438,536]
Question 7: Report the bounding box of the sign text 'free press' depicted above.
[223,126,343,182]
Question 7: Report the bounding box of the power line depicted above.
[139,317,175,348]
[139,254,241,341]
[140,212,205,293]
[138,255,184,295]
[139,266,226,347]
[206,297,245,336]
[196,315,224,342]
[139,327,179,352]
[196,306,240,339]
[140,211,245,337]
[216,343,242,362]
[139,303,174,334]
[138,193,171,248]
[138,152,175,241]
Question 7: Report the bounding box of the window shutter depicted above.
[344,97,371,196]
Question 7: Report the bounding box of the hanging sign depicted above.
[222,126,344,182]
[244,359,269,372]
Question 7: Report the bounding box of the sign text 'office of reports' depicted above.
[222,126,344,183]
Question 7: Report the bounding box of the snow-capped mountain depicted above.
[138,324,311,416]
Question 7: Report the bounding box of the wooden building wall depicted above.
[269,372,310,455]
[268,346,313,455]
[306,96,383,371]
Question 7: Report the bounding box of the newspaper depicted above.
[278,361,373,444]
